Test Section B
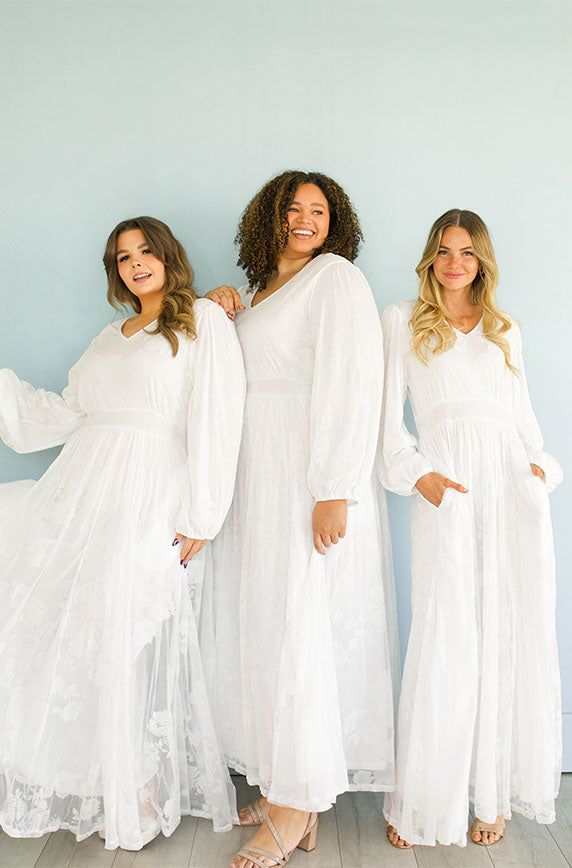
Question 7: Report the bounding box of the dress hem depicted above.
[383,798,556,848]
[0,807,236,851]
[229,761,395,813]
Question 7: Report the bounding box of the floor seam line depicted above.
[547,823,571,866]
[187,817,200,867]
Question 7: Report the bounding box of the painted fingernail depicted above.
[180,560,184,565]
[172,539,179,546]
[184,563,187,569]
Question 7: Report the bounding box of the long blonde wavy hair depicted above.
[410,209,516,372]
[103,216,198,356]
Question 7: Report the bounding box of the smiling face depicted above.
[432,226,479,294]
[285,183,330,256]
[115,228,166,301]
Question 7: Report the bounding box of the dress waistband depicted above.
[417,400,516,439]
[247,378,312,396]
[85,410,182,443]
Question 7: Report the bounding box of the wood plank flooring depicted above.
[1,775,570,867]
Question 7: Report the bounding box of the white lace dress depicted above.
[380,301,563,846]
[0,299,245,850]
[205,253,398,812]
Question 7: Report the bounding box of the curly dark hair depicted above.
[235,170,363,290]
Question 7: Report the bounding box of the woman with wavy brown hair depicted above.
[204,171,398,867]
[380,209,562,849]
[0,216,245,849]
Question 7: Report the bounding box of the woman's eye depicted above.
[288,207,299,213]
[312,210,324,216]
[437,250,447,256]
[463,251,474,256]
[142,248,152,255]
[118,254,129,263]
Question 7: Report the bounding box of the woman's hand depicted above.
[205,285,245,319]
[531,463,546,482]
[172,534,206,567]
[415,472,468,507]
[312,499,347,554]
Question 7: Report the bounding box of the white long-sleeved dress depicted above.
[0,299,245,850]
[380,301,563,847]
[207,253,398,812]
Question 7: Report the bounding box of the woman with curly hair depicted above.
[380,209,562,849]
[204,171,398,867]
[0,217,245,849]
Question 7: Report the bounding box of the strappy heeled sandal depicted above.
[470,817,505,845]
[386,824,413,849]
[236,811,318,867]
[239,797,267,826]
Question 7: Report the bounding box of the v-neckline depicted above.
[119,318,158,340]
[449,317,483,337]
[249,255,322,310]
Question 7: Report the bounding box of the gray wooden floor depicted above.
[1,774,570,867]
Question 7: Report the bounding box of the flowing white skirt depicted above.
[206,390,398,812]
[384,414,561,846]
[0,419,236,850]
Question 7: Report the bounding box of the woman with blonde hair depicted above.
[0,216,245,849]
[205,170,398,868]
[381,209,562,848]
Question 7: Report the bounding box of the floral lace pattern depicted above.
[0,300,244,848]
[208,256,398,811]
[381,303,562,846]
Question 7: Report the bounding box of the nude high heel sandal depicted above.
[236,812,319,866]
[297,817,318,852]
[240,797,267,826]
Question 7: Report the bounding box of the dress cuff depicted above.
[380,454,433,496]
[175,512,216,541]
[525,449,564,494]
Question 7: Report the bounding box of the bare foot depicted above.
[231,803,314,868]
[386,823,413,849]
[470,815,505,845]
[238,795,268,826]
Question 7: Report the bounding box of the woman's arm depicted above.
[0,365,85,453]
[176,302,246,549]
[307,260,383,552]
[378,304,434,496]
[509,322,563,493]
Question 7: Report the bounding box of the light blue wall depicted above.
[1,1,571,765]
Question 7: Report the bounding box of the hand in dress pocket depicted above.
[415,472,468,507]
[530,463,546,482]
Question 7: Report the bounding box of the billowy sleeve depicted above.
[307,259,383,504]
[176,302,246,539]
[0,364,85,453]
[509,322,563,493]
[379,304,432,495]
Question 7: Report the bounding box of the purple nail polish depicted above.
[172,539,179,546]
[184,564,187,569]
[180,560,184,565]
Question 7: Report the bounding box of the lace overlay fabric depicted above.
[0,300,245,848]
[207,255,399,811]
[380,302,562,846]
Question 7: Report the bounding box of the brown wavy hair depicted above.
[103,216,198,355]
[235,170,363,290]
[410,209,516,372]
